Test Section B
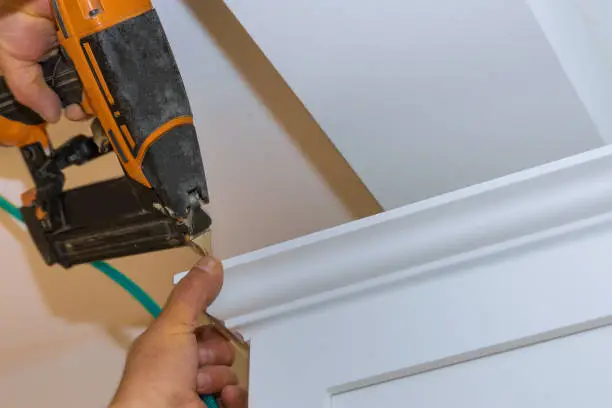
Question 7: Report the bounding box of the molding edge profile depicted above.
[175,145,612,327]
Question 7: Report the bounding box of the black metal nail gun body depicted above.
[0,2,211,268]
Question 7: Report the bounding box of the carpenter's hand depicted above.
[0,0,85,122]
[110,257,248,408]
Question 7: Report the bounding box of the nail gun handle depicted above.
[0,50,83,126]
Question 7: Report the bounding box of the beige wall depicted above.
[0,120,184,406]
[0,1,378,406]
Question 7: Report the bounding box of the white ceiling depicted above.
[223,0,610,210]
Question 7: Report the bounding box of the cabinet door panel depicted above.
[335,325,612,408]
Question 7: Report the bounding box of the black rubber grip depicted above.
[0,49,83,125]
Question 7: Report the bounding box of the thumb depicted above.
[1,55,61,123]
[158,256,224,329]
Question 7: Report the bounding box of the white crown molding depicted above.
[175,145,612,328]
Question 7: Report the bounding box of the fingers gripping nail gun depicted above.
[0,0,212,268]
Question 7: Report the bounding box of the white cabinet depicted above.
[177,145,612,407]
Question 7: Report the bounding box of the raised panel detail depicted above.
[334,325,612,408]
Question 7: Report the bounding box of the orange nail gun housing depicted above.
[53,0,209,214]
[0,1,211,267]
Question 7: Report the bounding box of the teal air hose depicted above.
[89,260,162,318]
[0,194,218,408]
[0,195,24,222]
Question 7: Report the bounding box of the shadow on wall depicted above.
[0,122,199,335]
[183,0,382,219]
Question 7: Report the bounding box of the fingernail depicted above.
[231,329,245,342]
[194,257,219,275]
[200,347,215,364]
[197,372,211,390]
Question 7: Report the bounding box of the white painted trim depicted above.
[176,145,612,327]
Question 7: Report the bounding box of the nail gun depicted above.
[0,0,212,268]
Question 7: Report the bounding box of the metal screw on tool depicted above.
[91,118,112,154]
